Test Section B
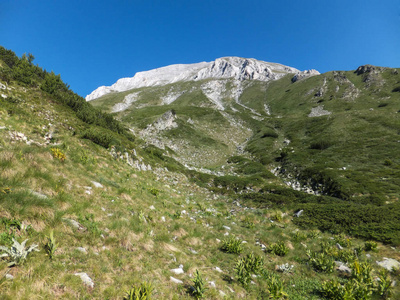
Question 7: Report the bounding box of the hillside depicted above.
[0,46,400,299]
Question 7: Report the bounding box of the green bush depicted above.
[364,241,377,252]
[81,127,114,148]
[310,140,332,150]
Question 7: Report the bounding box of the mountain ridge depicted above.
[86,56,319,101]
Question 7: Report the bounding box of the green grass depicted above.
[1,50,400,299]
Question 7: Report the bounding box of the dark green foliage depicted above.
[293,202,400,245]
[0,46,133,145]
[310,140,332,150]
[41,71,67,94]
[297,167,349,199]
[0,46,19,68]
[81,127,114,148]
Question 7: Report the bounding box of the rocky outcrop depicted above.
[308,106,331,117]
[86,57,304,101]
[291,69,320,82]
[354,64,385,75]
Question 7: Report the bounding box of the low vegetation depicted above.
[0,46,399,298]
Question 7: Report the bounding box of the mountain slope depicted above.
[1,47,400,299]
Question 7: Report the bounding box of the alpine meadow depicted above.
[0,46,400,299]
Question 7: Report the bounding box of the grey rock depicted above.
[170,276,183,284]
[74,272,94,288]
[294,210,303,217]
[376,258,400,271]
[308,106,331,117]
[292,69,320,82]
[91,181,103,188]
[170,264,184,275]
[335,261,351,274]
[5,274,14,280]
[64,218,85,231]
[76,247,87,254]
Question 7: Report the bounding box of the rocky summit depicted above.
[85,57,319,101]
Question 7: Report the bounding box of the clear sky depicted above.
[1,0,399,97]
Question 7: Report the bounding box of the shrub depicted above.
[334,234,352,248]
[266,241,289,256]
[364,241,377,252]
[81,127,114,148]
[310,140,332,150]
[220,236,244,254]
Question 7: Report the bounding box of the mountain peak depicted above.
[86,57,316,101]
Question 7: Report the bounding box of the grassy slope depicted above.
[1,53,400,298]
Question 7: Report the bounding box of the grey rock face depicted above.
[376,258,400,271]
[308,106,332,117]
[355,64,385,75]
[86,57,304,101]
[292,69,320,82]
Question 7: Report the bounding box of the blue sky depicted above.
[1,0,399,97]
